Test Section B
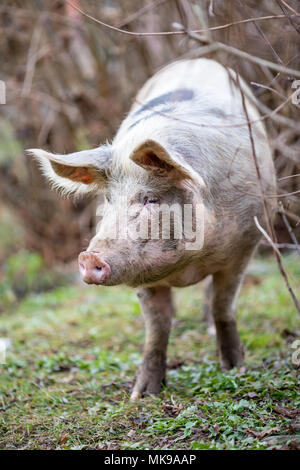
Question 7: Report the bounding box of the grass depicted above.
[0,254,299,450]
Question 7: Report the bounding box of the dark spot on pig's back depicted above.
[134,88,194,116]
[129,106,174,130]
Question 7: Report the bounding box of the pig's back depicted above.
[116,58,264,142]
[114,58,276,200]
[130,58,254,119]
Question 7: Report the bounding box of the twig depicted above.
[239,82,300,314]
[21,23,42,97]
[248,93,299,131]
[278,202,300,257]
[237,75,274,232]
[277,0,300,35]
[251,81,286,100]
[269,189,300,198]
[178,26,300,78]
[281,208,300,224]
[280,0,300,16]
[254,216,300,313]
[279,208,300,224]
[254,217,281,256]
[261,241,300,250]
[252,21,283,65]
[279,173,300,181]
[209,41,300,79]
[117,0,170,28]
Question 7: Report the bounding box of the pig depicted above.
[28,58,276,400]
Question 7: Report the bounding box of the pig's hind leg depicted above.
[211,262,249,369]
[202,276,216,337]
[130,286,174,400]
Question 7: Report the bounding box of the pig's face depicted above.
[28,139,205,287]
[84,175,199,287]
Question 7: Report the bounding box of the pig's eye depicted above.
[143,196,159,205]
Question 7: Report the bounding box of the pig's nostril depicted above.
[95,266,102,271]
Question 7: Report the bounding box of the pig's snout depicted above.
[78,252,111,285]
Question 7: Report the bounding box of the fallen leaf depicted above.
[247,426,280,439]
[275,406,300,419]
[162,402,183,417]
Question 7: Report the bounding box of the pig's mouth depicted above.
[108,257,189,288]
[78,250,137,286]
[78,250,184,287]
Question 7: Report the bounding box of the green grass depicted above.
[0,255,299,450]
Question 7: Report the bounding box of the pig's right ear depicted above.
[129,139,204,187]
[27,146,112,196]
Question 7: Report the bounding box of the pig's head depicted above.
[28,139,205,287]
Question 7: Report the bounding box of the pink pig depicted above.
[29,59,276,399]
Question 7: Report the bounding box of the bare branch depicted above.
[254,217,281,257]
[260,241,300,250]
[279,173,300,181]
[277,0,300,35]
[280,0,300,16]
[251,81,286,100]
[209,41,300,79]
[65,1,299,38]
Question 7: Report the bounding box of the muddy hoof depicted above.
[130,367,166,400]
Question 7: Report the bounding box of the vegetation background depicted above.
[0,0,299,450]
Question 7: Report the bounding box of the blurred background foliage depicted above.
[0,0,299,281]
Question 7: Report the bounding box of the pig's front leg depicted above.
[130,286,174,400]
[212,267,246,369]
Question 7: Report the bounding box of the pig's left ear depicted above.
[27,146,111,196]
[130,139,204,187]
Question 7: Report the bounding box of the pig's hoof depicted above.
[130,369,165,400]
[130,390,142,401]
[220,344,244,370]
